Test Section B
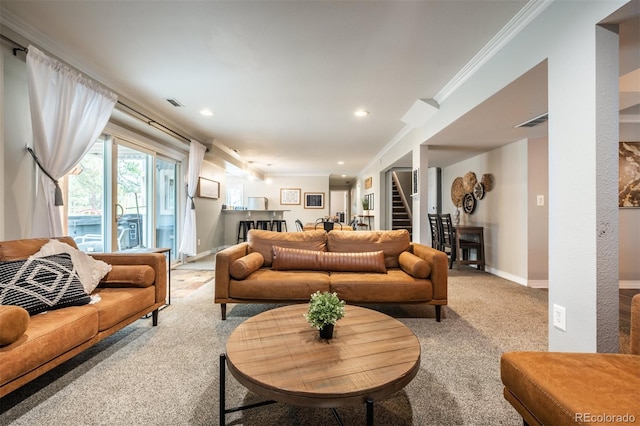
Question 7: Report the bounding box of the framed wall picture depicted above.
[619,141,640,207]
[304,192,325,209]
[364,177,373,189]
[280,188,301,205]
[197,177,219,199]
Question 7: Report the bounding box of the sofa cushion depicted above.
[0,253,91,315]
[0,305,98,387]
[247,229,327,267]
[99,265,155,288]
[91,287,156,331]
[230,252,264,280]
[230,269,330,300]
[272,246,386,273]
[326,230,410,268]
[0,236,78,261]
[32,239,111,293]
[399,252,431,278]
[0,305,29,346]
[501,352,640,425]
[330,269,433,302]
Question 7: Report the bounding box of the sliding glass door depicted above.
[64,134,179,259]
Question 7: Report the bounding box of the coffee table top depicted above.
[225,304,421,407]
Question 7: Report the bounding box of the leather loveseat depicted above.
[215,229,448,321]
[0,237,166,398]
[500,293,640,425]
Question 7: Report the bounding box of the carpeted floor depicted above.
[0,267,548,425]
[0,267,624,425]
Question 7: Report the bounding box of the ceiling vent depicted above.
[515,113,548,128]
[165,98,184,108]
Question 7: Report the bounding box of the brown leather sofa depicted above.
[215,229,448,321]
[500,293,640,425]
[0,237,167,398]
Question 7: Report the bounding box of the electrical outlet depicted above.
[553,304,566,331]
[537,195,544,206]
[197,239,201,246]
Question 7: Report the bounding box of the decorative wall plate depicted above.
[481,173,494,192]
[473,182,485,200]
[451,177,464,207]
[463,172,477,193]
[462,193,476,214]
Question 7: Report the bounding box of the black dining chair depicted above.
[428,214,442,251]
[439,213,457,269]
[295,219,304,232]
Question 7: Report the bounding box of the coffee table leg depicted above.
[220,353,226,425]
[366,397,374,426]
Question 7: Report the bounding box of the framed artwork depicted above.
[619,141,640,207]
[364,193,374,210]
[304,192,325,209]
[280,188,301,205]
[364,177,373,189]
[413,168,419,194]
[197,177,219,199]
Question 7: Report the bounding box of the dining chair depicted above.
[439,213,457,269]
[295,219,304,232]
[428,214,442,251]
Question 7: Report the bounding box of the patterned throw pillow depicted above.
[0,253,91,315]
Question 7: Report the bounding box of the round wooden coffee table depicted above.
[220,304,421,425]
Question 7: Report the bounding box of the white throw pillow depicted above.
[32,239,111,294]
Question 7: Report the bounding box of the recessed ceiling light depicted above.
[354,109,369,117]
[341,174,346,178]
[337,161,344,165]
[200,109,213,117]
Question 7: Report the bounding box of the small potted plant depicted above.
[304,291,346,339]
[361,196,370,213]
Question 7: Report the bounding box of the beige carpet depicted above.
[0,267,630,425]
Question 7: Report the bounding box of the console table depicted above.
[454,226,485,270]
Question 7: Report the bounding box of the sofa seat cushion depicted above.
[326,230,410,268]
[229,269,330,300]
[247,229,327,267]
[501,352,640,425]
[330,269,433,302]
[0,306,98,387]
[91,287,155,331]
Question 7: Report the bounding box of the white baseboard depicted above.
[619,280,640,289]
[481,270,639,290]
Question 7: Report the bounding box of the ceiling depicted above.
[1,1,638,186]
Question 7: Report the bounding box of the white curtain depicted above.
[179,140,207,256]
[26,45,117,238]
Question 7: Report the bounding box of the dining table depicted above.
[303,222,353,231]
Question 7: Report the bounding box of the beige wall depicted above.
[527,137,549,283]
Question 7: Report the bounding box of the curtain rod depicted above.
[116,101,193,144]
[0,33,28,55]
[1,32,205,149]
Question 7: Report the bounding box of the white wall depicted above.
[442,139,529,283]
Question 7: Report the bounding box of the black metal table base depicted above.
[219,353,374,425]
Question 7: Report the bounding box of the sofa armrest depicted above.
[409,242,448,303]
[632,293,640,355]
[90,253,167,304]
[215,243,250,301]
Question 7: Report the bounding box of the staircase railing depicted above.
[391,171,412,222]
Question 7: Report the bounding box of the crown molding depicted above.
[434,0,553,104]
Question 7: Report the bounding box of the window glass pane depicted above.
[156,158,177,260]
[67,139,105,252]
[117,145,151,250]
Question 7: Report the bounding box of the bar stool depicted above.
[237,220,255,243]
[270,220,288,232]
[256,220,271,230]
